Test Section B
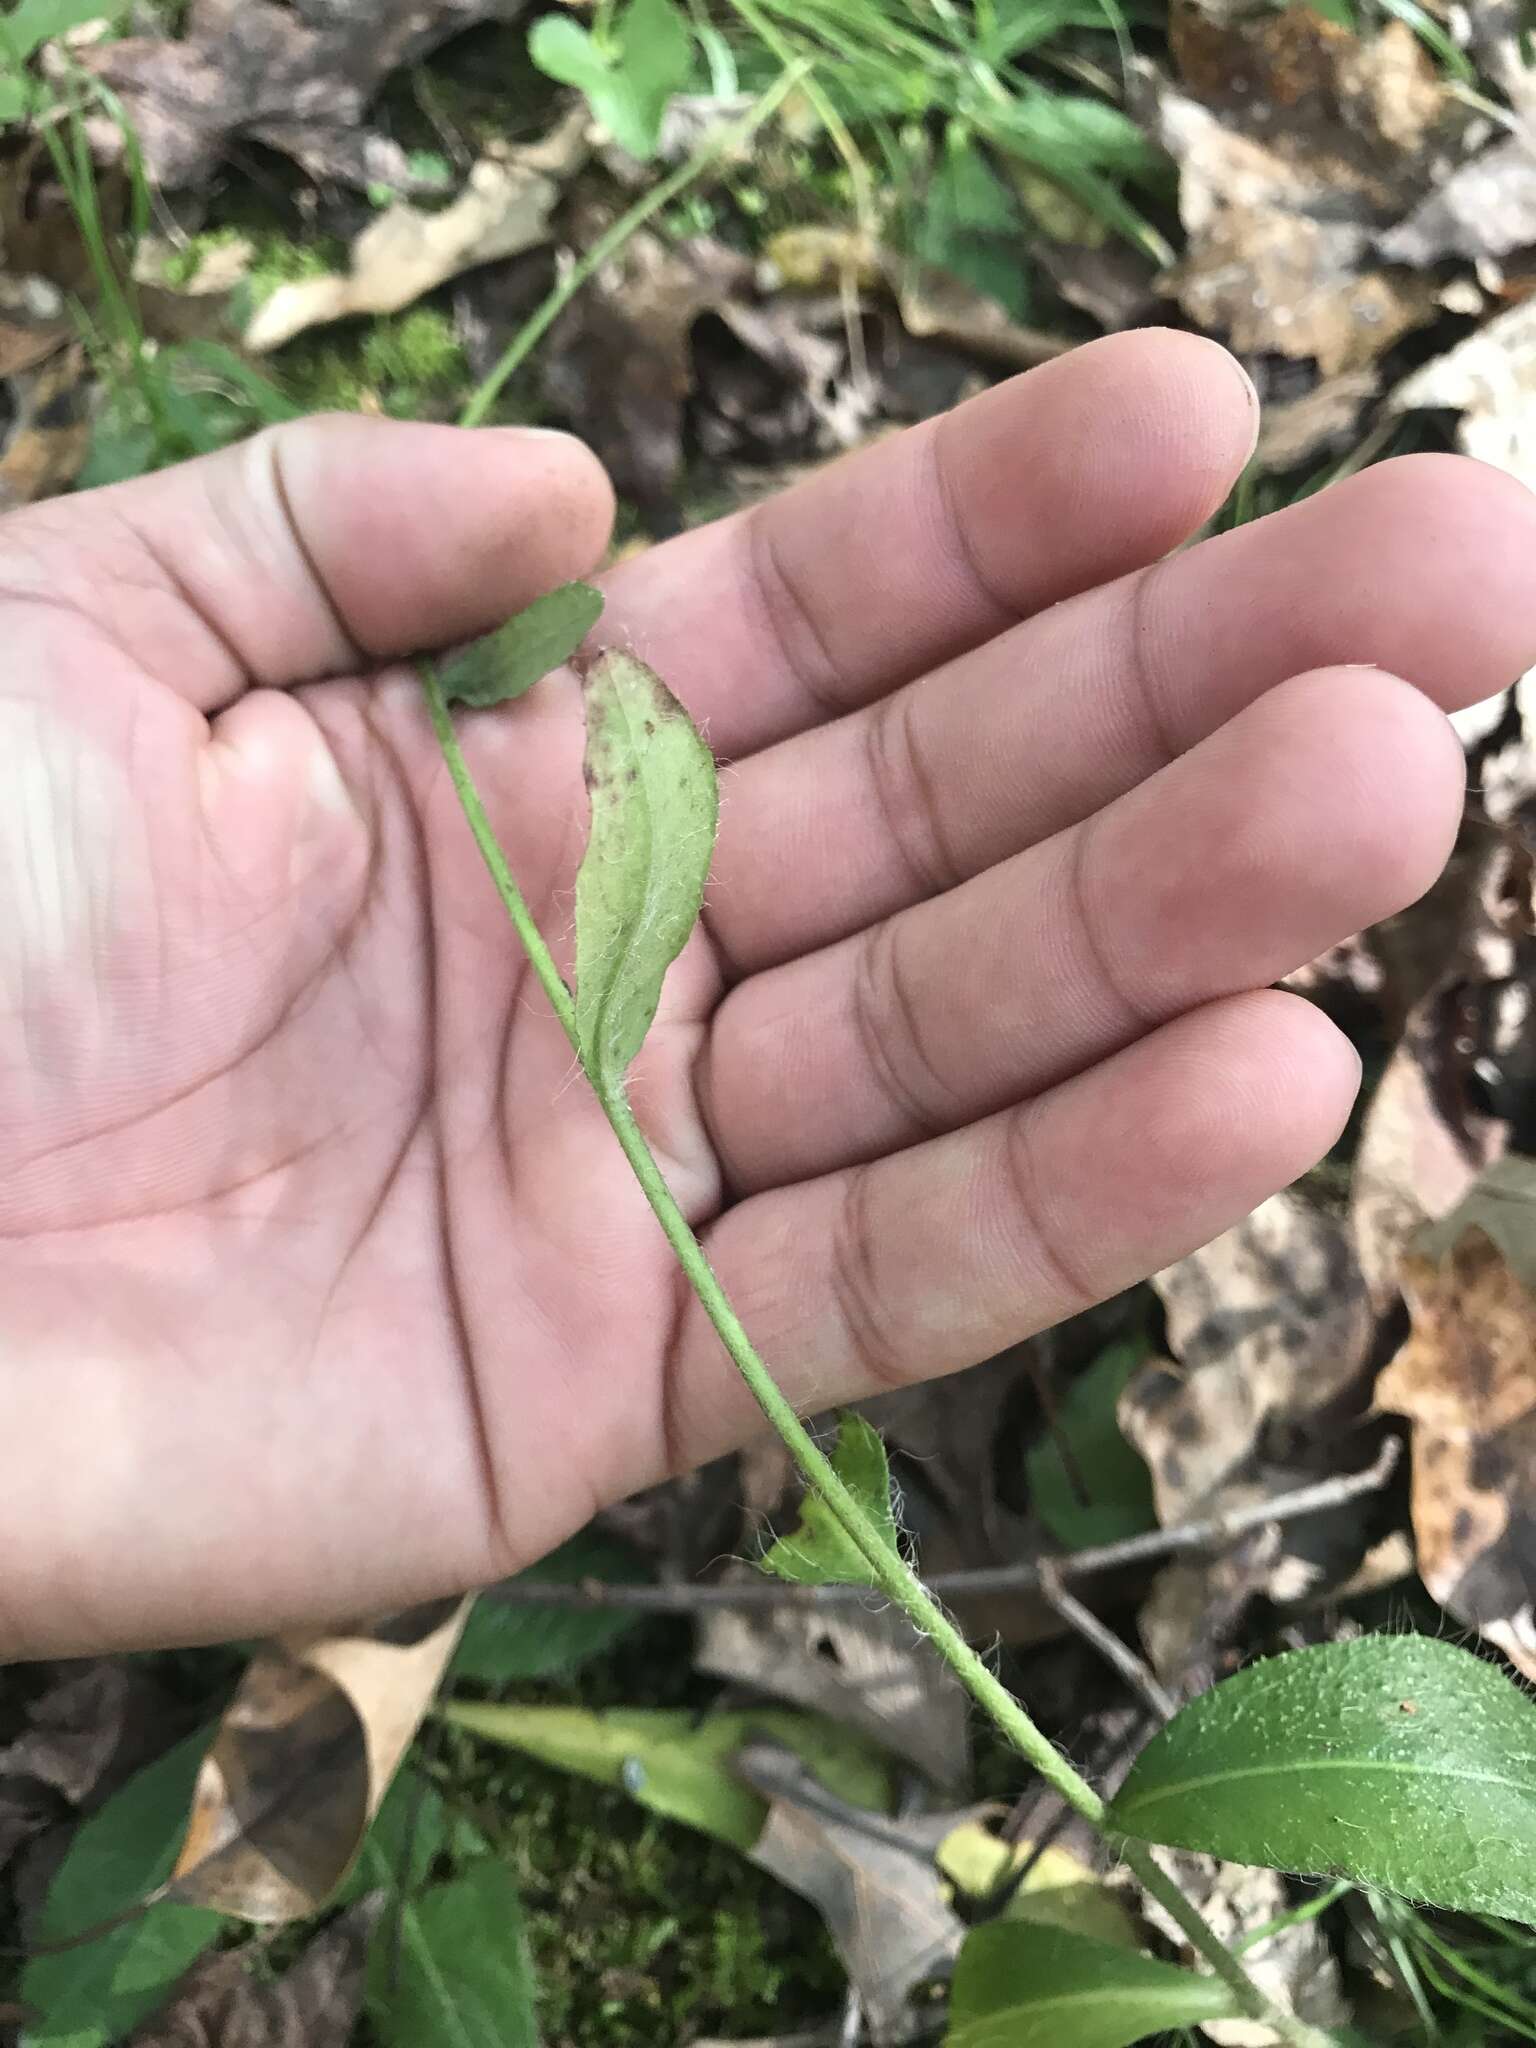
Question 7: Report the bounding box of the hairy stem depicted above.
[418,661,1338,2046]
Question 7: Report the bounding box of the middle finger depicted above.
[708,454,1536,977]
[701,665,1461,1194]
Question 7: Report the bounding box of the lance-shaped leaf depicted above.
[168,1597,469,1923]
[760,1413,900,1587]
[438,581,604,708]
[573,650,718,1096]
[442,1701,893,1852]
[945,1922,1240,2048]
[1110,1636,1536,1919]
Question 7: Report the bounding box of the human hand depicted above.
[2,330,1528,1655]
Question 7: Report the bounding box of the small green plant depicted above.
[0,0,128,125]
[416,590,1536,2048]
[529,0,698,161]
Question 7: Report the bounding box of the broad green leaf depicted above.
[573,649,718,1096]
[760,1413,899,1587]
[443,1702,892,1852]
[0,76,30,121]
[21,1735,223,2048]
[1026,1340,1155,1551]
[439,581,603,709]
[450,1528,645,1684]
[1112,1637,1536,1918]
[368,1859,538,2048]
[529,0,694,161]
[945,1923,1240,2047]
[613,0,695,152]
[3,0,128,63]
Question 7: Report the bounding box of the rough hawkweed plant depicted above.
[420,589,1536,2048]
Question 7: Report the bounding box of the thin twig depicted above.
[1036,1561,1179,1720]
[484,1439,1400,1613]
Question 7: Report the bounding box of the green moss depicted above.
[431,1621,843,2045]
[361,304,466,391]
[242,230,348,309]
[438,1736,842,2046]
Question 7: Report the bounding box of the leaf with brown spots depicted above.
[1377,1158,1536,1680]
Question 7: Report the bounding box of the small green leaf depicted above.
[450,1528,646,1684]
[443,1703,892,1852]
[573,649,718,1097]
[945,1922,1240,2047]
[1026,1340,1155,1551]
[1111,1637,1536,1919]
[760,1413,899,1587]
[21,1735,223,2048]
[529,0,694,160]
[3,0,129,63]
[368,1860,538,2048]
[438,581,604,709]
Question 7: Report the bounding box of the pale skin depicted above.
[2,329,1532,1658]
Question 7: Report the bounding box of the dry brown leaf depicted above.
[1350,828,1535,1306]
[1135,1848,1350,2047]
[1123,1191,1374,1521]
[125,1898,381,2047]
[534,222,757,516]
[697,1598,970,1793]
[84,0,531,193]
[736,1743,968,2045]
[1392,294,1536,493]
[246,116,586,353]
[0,1660,186,1889]
[0,338,92,510]
[1144,8,1451,371]
[1255,367,1380,471]
[1380,135,1536,267]
[1377,1161,1536,1678]
[168,1597,466,1923]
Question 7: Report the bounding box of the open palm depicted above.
[3,330,1531,1656]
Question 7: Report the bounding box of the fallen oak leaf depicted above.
[733,1742,970,2046]
[125,1896,381,2047]
[167,1597,468,1923]
[1142,8,1453,373]
[696,1594,971,1794]
[83,0,532,194]
[1377,1160,1536,1680]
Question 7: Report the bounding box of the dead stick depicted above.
[483,1438,1401,1613]
[1036,1560,1179,1720]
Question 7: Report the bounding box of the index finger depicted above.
[597,328,1258,757]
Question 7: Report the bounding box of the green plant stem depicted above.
[458,69,803,430]
[417,661,1339,2048]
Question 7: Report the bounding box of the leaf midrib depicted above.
[1118,1751,1536,1827]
